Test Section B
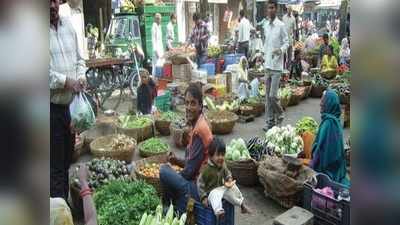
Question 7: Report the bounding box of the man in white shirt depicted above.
[59,0,87,59]
[166,13,176,51]
[282,5,295,69]
[261,0,289,131]
[237,10,253,58]
[151,13,164,75]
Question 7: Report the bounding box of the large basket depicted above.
[90,134,136,161]
[239,105,256,116]
[133,154,168,195]
[304,85,312,99]
[249,102,265,117]
[226,159,259,186]
[170,124,190,148]
[155,119,172,136]
[288,90,303,106]
[138,140,169,158]
[207,111,238,135]
[280,97,290,110]
[80,123,117,154]
[311,85,327,98]
[116,122,154,143]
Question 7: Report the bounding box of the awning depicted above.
[183,0,228,4]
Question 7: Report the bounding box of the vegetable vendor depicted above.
[160,84,213,212]
[310,89,349,186]
[320,45,338,75]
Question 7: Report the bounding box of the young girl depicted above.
[198,137,252,217]
[137,69,157,114]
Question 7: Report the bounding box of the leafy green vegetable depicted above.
[159,111,182,121]
[225,138,251,161]
[140,138,169,154]
[118,114,153,129]
[94,180,160,225]
[138,204,187,225]
[278,87,292,100]
[295,117,318,135]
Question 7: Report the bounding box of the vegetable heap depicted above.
[295,117,318,135]
[247,136,270,161]
[265,125,304,155]
[94,180,160,225]
[204,96,239,112]
[207,45,222,58]
[329,79,350,96]
[158,111,182,121]
[245,96,262,105]
[312,75,330,88]
[278,87,292,100]
[72,157,131,190]
[109,134,135,151]
[171,117,187,129]
[138,163,182,178]
[207,110,236,123]
[72,158,130,190]
[118,114,153,129]
[140,138,169,154]
[225,138,251,161]
[139,204,187,225]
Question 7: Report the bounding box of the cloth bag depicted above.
[208,184,243,215]
[69,92,95,132]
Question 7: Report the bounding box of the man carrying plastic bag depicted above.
[50,0,89,200]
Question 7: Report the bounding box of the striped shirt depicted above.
[50,18,86,105]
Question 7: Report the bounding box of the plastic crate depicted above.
[155,91,171,112]
[194,201,235,225]
[303,173,350,225]
[199,63,216,76]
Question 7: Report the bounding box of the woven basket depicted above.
[288,91,302,106]
[170,124,190,148]
[138,140,169,158]
[133,154,168,195]
[116,122,154,143]
[304,85,312,99]
[280,97,290,110]
[155,119,172,136]
[90,134,136,161]
[207,111,238,135]
[239,105,256,116]
[226,159,259,186]
[249,102,265,117]
[80,123,117,154]
[310,85,327,98]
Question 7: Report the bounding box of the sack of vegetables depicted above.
[206,110,238,135]
[116,114,154,142]
[90,134,136,161]
[138,137,169,158]
[133,154,183,195]
[225,138,259,186]
[155,111,182,136]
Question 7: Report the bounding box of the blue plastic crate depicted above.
[303,173,350,225]
[224,53,245,69]
[194,201,235,225]
[154,66,163,77]
[199,63,216,76]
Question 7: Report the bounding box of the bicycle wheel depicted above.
[129,69,139,99]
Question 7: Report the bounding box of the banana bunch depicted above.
[208,45,222,58]
[121,0,135,12]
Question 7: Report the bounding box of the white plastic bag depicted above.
[69,92,95,132]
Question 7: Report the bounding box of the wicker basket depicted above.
[133,154,168,195]
[288,91,302,106]
[80,123,117,154]
[280,97,290,110]
[239,105,256,116]
[249,102,265,117]
[310,85,327,98]
[117,122,154,143]
[90,134,136,161]
[155,119,172,136]
[170,124,190,148]
[138,140,169,158]
[207,111,238,135]
[226,159,259,186]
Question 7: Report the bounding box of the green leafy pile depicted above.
[140,138,169,154]
[295,117,318,135]
[278,87,292,100]
[94,180,160,225]
[159,111,182,122]
[118,114,153,129]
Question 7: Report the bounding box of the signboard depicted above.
[319,0,340,7]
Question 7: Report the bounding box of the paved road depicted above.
[73,96,349,225]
